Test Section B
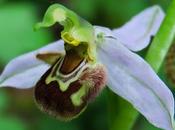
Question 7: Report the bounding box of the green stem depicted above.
[108,0,175,130]
[145,0,175,72]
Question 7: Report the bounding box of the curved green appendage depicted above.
[35,4,96,62]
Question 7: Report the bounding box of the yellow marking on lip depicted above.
[70,85,87,106]
[45,57,89,92]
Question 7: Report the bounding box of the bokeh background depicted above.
[0,0,173,130]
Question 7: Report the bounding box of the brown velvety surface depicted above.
[34,65,87,120]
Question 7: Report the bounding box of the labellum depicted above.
[34,43,107,121]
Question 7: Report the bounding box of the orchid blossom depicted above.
[0,4,174,130]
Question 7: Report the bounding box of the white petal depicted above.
[113,5,165,51]
[0,40,64,89]
[97,37,174,130]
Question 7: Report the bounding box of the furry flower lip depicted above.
[0,3,174,130]
[35,43,107,121]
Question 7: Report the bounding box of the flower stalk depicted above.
[146,0,175,72]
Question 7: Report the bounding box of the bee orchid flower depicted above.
[0,4,174,130]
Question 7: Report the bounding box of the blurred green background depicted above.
[0,0,173,130]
